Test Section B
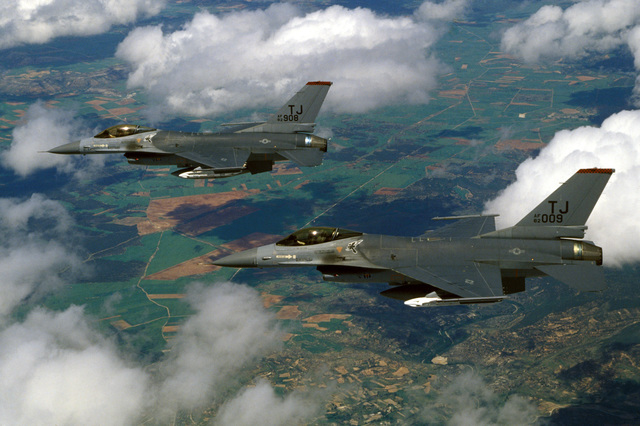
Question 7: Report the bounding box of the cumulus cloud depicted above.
[421,372,539,425]
[215,379,324,426]
[501,0,640,103]
[0,280,321,424]
[115,2,454,118]
[0,306,149,425]
[1,101,104,179]
[484,109,640,266]
[0,0,165,49]
[0,194,84,319]
[156,282,283,415]
[415,0,469,22]
[501,0,640,63]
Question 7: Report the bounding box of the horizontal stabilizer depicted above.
[279,149,324,167]
[536,263,606,292]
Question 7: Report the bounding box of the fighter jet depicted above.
[214,168,613,307]
[48,82,332,179]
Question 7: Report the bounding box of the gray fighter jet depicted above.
[214,168,613,307]
[48,82,331,179]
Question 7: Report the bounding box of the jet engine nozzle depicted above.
[303,135,328,152]
[561,240,603,265]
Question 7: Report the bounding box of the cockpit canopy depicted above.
[276,227,363,247]
[94,124,156,139]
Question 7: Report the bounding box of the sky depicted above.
[1,0,640,423]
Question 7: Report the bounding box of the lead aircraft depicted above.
[214,168,613,307]
[49,82,332,179]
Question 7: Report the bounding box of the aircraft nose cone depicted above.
[49,140,81,154]
[213,248,258,268]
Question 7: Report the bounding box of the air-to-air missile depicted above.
[214,168,614,307]
[49,82,332,179]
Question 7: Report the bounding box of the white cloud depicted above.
[156,282,283,415]
[501,0,640,63]
[215,379,324,426]
[415,0,469,22]
[0,0,165,49]
[0,306,149,425]
[0,194,84,320]
[501,0,640,104]
[115,2,454,118]
[420,372,539,425]
[0,280,321,424]
[484,109,640,267]
[1,101,105,179]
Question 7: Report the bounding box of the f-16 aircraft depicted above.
[214,168,613,307]
[48,82,331,179]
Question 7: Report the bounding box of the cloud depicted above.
[484,109,640,266]
[500,0,640,103]
[1,101,105,178]
[0,280,322,424]
[0,194,84,320]
[0,0,165,49]
[0,306,149,425]
[156,282,283,415]
[501,0,640,63]
[215,379,324,426]
[115,2,455,118]
[415,0,469,22]
[420,372,539,425]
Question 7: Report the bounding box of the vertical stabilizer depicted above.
[515,168,614,227]
[268,81,332,125]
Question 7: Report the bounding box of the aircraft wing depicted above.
[393,261,504,298]
[421,215,497,239]
[177,148,250,169]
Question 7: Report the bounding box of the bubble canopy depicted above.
[94,124,156,138]
[276,227,363,247]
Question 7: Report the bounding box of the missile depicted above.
[171,166,246,179]
[404,292,505,308]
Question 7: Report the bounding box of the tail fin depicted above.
[268,81,332,125]
[236,81,332,134]
[480,168,614,239]
[515,168,614,227]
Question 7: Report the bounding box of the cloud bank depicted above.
[156,282,283,415]
[0,306,148,425]
[0,279,323,424]
[1,101,104,178]
[420,372,538,425]
[0,0,165,49]
[115,2,462,118]
[0,194,84,320]
[484,109,640,267]
[500,0,640,102]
